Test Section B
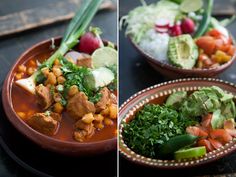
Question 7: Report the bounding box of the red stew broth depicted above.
[11,51,117,142]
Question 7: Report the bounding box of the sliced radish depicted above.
[155,27,168,33]
[155,19,170,28]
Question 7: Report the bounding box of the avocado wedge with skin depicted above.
[168,34,198,69]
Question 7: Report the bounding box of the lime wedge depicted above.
[180,0,203,13]
[92,47,117,68]
[174,146,206,160]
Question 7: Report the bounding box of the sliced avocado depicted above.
[166,91,187,108]
[85,67,114,90]
[221,100,236,119]
[168,34,198,69]
[211,109,224,129]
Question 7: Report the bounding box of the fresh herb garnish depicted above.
[60,57,102,103]
[35,72,46,84]
[123,104,197,158]
[60,96,67,106]
[50,85,55,96]
[89,93,102,103]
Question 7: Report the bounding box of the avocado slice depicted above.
[85,67,114,90]
[166,91,187,109]
[168,34,198,69]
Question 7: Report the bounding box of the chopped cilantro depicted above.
[60,57,102,103]
[123,104,197,158]
[90,93,102,103]
[35,72,46,84]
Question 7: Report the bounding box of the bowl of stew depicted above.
[2,37,118,156]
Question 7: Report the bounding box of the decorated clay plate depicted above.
[119,78,236,169]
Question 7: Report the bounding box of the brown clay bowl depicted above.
[130,37,236,79]
[119,78,236,169]
[2,37,117,156]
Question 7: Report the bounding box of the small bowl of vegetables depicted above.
[119,78,236,168]
[121,0,236,78]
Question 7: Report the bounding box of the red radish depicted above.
[169,24,182,36]
[181,18,195,34]
[78,27,103,54]
[155,19,170,28]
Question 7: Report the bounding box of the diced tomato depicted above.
[225,129,236,137]
[201,114,212,129]
[218,45,231,53]
[227,45,236,56]
[196,36,216,56]
[215,39,227,52]
[198,54,209,62]
[203,58,214,67]
[208,138,223,150]
[186,126,208,137]
[197,139,214,152]
[207,29,229,44]
[209,129,232,144]
[207,29,222,38]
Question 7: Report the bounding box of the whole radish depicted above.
[169,24,182,36]
[181,18,195,34]
[78,27,104,54]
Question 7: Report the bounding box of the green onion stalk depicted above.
[194,0,213,38]
[15,0,103,94]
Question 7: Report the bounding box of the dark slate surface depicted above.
[119,0,236,177]
[0,0,117,177]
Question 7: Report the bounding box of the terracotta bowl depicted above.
[119,78,236,169]
[2,37,117,156]
[130,37,236,79]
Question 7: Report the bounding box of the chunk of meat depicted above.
[67,92,95,120]
[95,87,111,112]
[35,84,53,109]
[74,119,95,142]
[50,112,62,122]
[26,112,60,136]
[76,53,92,68]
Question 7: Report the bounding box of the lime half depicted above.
[92,47,117,68]
[180,0,203,13]
[174,146,206,160]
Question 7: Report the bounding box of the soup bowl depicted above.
[119,78,236,169]
[130,37,236,79]
[2,37,117,156]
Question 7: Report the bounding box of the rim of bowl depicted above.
[129,36,236,74]
[2,37,117,150]
[119,78,236,169]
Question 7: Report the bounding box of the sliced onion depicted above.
[155,19,170,28]
[155,27,169,33]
